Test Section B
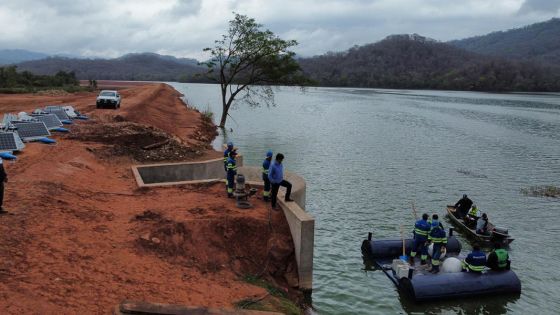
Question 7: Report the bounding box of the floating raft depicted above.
[361,232,521,302]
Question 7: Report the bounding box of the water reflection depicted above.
[398,291,520,315]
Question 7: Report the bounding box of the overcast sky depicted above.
[0,0,559,60]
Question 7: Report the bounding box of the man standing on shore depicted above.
[262,150,273,202]
[268,153,294,209]
[0,158,8,213]
[226,150,238,198]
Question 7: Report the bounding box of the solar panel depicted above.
[0,133,18,151]
[14,122,51,141]
[45,105,63,111]
[46,109,70,121]
[0,132,25,152]
[31,114,63,129]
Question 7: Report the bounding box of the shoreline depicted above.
[0,84,304,313]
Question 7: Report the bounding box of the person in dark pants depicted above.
[268,153,294,209]
[0,158,8,213]
[226,150,238,198]
[262,150,273,202]
[428,214,447,273]
[454,194,473,219]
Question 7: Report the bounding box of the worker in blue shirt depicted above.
[428,214,447,273]
[226,150,238,198]
[223,142,234,171]
[268,153,294,209]
[410,213,431,265]
[262,150,273,202]
[462,244,487,273]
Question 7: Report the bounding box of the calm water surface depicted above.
[170,83,560,315]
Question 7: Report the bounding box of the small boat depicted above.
[446,205,514,246]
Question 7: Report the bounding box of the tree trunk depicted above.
[219,110,228,128]
[219,84,228,128]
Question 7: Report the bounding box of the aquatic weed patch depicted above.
[520,185,560,198]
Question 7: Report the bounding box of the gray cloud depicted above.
[0,0,558,60]
[518,0,560,14]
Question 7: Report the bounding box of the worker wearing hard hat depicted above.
[428,214,447,273]
[410,213,431,265]
[223,142,235,171]
[226,150,238,198]
[262,150,273,202]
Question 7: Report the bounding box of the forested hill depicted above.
[298,34,560,92]
[16,53,207,82]
[449,18,560,66]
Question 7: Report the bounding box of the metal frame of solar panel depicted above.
[45,108,70,121]
[0,132,25,152]
[31,114,63,130]
[13,121,51,141]
[2,113,18,126]
[45,105,63,111]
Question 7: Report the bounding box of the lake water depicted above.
[169,83,560,315]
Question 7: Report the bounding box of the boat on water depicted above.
[361,231,521,302]
[446,205,514,246]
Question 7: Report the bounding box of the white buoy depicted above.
[428,243,447,259]
[441,257,463,273]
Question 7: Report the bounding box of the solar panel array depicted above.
[14,122,50,140]
[47,109,70,121]
[0,132,25,152]
[31,114,63,129]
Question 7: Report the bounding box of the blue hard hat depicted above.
[266,150,273,158]
[227,141,234,148]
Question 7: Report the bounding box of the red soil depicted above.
[0,85,299,313]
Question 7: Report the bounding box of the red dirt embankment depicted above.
[0,84,300,314]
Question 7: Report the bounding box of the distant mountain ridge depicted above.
[5,18,560,91]
[298,34,560,92]
[16,53,207,82]
[449,18,560,66]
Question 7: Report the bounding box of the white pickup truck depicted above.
[96,90,121,109]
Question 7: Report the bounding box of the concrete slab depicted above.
[132,156,243,187]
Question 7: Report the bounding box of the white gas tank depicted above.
[441,257,463,273]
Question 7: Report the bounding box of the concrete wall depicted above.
[131,161,314,290]
[238,166,313,290]
[132,156,243,187]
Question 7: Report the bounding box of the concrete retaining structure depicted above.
[132,156,243,187]
[238,166,313,290]
[130,160,314,290]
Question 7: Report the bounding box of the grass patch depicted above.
[235,275,301,315]
[201,104,213,120]
[0,85,89,94]
[521,185,560,198]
